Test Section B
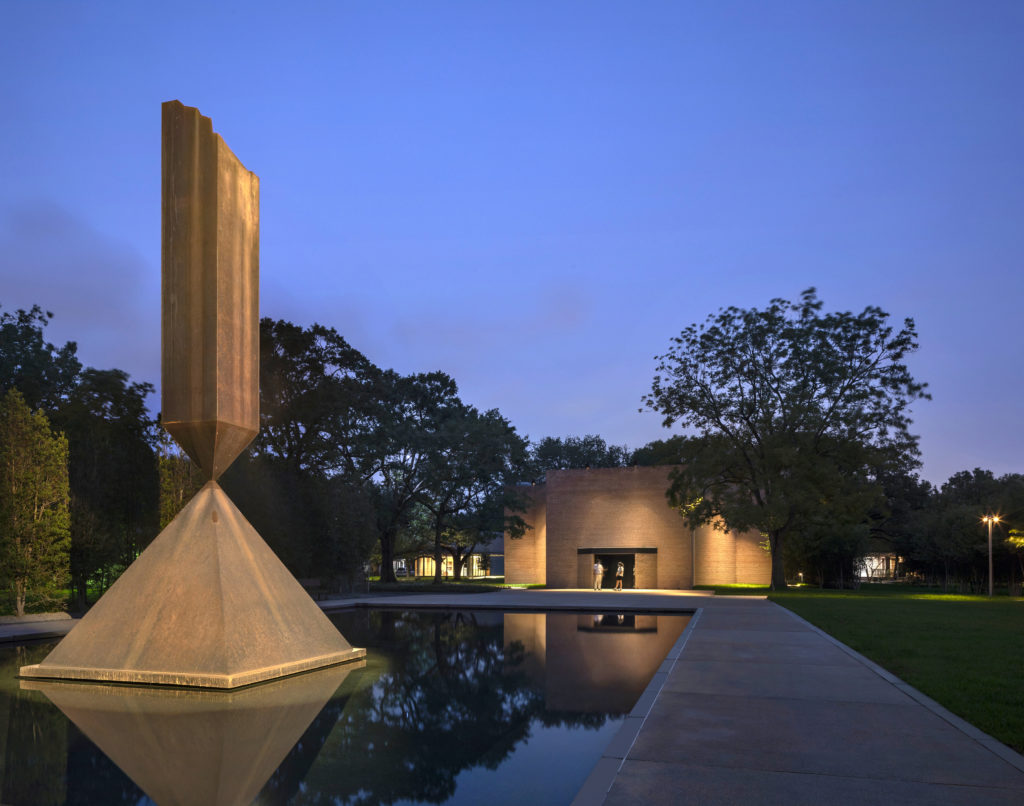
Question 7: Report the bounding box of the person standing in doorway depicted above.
[593,560,604,590]
[615,561,624,591]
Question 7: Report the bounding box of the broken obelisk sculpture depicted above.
[20,101,365,688]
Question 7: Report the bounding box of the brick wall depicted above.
[577,554,594,588]
[693,523,771,585]
[504,485,546,584]
[635,552,658,589]
[544,467,692,589]
[504,467,768,589]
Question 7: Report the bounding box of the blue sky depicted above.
[1,1,1021,485]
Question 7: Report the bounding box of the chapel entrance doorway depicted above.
[596,553,635,590]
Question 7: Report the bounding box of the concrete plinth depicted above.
[20,482,365,688]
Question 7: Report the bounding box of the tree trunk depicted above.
[433,524,444,584]
[379,529,397,583]
[73,573,88,612]
[14,580,26,618]
[452,552,464,581]
[769,530,787,590]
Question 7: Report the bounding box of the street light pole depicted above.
[982,515,1000,597]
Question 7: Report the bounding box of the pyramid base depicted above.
[19,481,366,689]
[20,647,365,689]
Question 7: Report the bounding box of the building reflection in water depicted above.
[22,660,363,806]
[2,610,691,804]
[504,612,690,714]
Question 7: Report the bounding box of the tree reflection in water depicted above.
[1,644,146,806]
[0,609,672,805]
[295,609,579,805]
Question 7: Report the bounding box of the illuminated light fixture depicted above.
[982,514,1001,597]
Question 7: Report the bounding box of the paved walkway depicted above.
[4,590,1024,804]
[0,612,75,643]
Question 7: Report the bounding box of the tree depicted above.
[530,434,629,478]
[0,304,160,606]
[158,440,204,529]
[56,368,160,606]
[0,388,70,616]
[222,453,377,583]
[368,370,464,582]
[419,405,529,582]
[643,289,928,589]
[255,317,379,479]
[0,304,81,411]
[209,317,383,585]
[632,436,687,466]
[900,469,1024,591]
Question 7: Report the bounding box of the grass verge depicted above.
[368,579,504,594]
[768,587,1024,754]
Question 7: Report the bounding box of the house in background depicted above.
[505,466,770,589]
[410,536,505,579]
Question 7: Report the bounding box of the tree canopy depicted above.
[0,305,81,411]
[529,434,629,478]
[1,306,159,609]
[0,388,70,616]
[419,404,529,581]
[643,289,929,589]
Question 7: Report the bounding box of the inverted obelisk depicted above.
[161,99,260,479]
[21,101,364,688]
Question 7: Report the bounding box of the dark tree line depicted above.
[877,468,1024,592]
[0,304,538,606]
[1,305,158,611]
[7,289,1016,605]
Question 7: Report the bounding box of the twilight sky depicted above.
[1,1,1021,486]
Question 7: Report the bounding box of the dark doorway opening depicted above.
[597,553,635,590]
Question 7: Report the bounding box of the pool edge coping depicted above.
[570,608,703,806]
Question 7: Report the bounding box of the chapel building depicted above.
[504,466,771,589]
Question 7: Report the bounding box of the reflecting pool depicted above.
[0,609,690,805]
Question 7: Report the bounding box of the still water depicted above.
[0,609,690,805]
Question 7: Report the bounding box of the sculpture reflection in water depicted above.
[19,659,364,806]
[0,610,689,804]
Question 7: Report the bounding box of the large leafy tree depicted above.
[55,369,160,604]
[368,370,464,582]
[643,289,928,589]
[1,305,159,605]
[0,305,81,411]
[529,434,629,478]
[226,317,380,582]
[255,317,379,477]
[0,388,70,616]
[419,405,529,581]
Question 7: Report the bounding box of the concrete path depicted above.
[4,590,1023,805]
[581,594,1024,806]
[0,613,76,643]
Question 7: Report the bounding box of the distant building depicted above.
[411,536,505,579]
[504,466,770,589]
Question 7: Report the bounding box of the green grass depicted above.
[368,578,505,594]
[695,584,772,596]
[767,587,1024,753]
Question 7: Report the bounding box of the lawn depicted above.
[763,586,1024,754]
[367,577,506,594]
